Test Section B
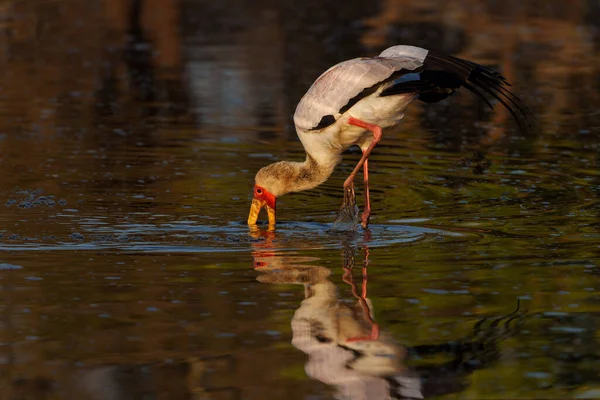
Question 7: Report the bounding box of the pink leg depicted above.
[346,117,381,229]
[362,158,371,229]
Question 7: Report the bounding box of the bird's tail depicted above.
[381,50,532,129]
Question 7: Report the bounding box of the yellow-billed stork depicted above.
[248,45,531,229]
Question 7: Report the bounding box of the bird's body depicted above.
[248,45,531,229]
[296,92,414,167]
[294,48,428,168]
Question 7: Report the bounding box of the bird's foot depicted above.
[361,210,371,229]
[333,185,359,231]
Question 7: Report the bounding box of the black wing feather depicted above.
[424,51,532,128]
[309,50,532,131]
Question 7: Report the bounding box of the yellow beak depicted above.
[247,198,276,226]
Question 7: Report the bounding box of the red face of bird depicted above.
[247,184,276,226]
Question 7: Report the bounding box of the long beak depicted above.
[247,199,276,226]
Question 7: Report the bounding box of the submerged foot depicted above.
[333,185,359,231]
[361,210,371,229]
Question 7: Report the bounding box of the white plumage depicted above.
[293,52,425,167]
[293,51,426,132]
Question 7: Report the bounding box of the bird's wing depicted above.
[293,56,424,131]
[423,50,532,128]
[379,46,532,128]
[294,45,532,131]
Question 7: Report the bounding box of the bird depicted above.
[247,45,531,229]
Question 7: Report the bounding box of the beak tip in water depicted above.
[248,198,262,225]
[247,199,276,226]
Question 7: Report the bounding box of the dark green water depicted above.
[0,1,599,399]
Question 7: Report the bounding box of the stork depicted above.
[247,45,530,229]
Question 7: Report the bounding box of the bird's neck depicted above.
[286,154,337,194]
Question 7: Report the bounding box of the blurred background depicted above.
[1,0,598,138]
[0,0,599,399]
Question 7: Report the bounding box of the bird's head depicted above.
[247,159,327,226]
[247,162,292,226]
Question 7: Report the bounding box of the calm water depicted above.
[1,1,599,399]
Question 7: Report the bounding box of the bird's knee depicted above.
[373,128,382,141]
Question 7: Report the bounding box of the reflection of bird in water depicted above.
[252,229,423,399]
[247,45,531,229]
[289,249,424,400]
[251,228,527,399]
